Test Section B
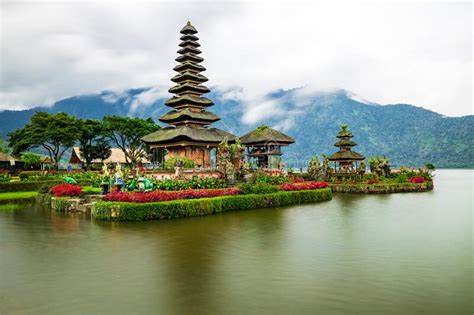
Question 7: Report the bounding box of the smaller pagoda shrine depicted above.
[328,124,365,172]
[240,125,294,170]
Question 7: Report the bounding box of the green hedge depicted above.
[0,179,92,193]
[330,182,434,194]
[93,188,333,221]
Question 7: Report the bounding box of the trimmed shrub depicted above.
[239,183,279,194]
[0,173,10,183]
[93,188,333,221]
[0,179,92,193]
[154,177,227,191]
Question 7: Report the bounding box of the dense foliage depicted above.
[77,119,111,169]
[21,152,41,169]
[239,182,279,195]
[102,115,159,165]
[154,176,226,190]
[17,171,102,186]
[8,112,81,169]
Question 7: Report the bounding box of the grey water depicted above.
[0,170,472,314]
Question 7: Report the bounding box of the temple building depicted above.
[240,125,294,170]
[328,124,365,172]
[142,22,236,168]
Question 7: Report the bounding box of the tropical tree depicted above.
[102,116,160,165]
[21,152,41,170]
[77,119,111,169]
[8,112,80,169]
[0,137,10,154]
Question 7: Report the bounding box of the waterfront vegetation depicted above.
[93,188,333,221]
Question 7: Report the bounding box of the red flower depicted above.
[51,184,82,197]
[278,181,328,191]
[367,178,379,184]
[409,175,425,183]
[289,176,305,183]
[104,188,242,203]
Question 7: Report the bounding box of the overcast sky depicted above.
[0,1,472,116]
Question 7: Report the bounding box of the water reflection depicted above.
[0,170,472,314]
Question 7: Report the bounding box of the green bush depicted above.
[239,182,278,194]
[93,188,333,221]
[0,179,92,193]
[0,174,10,183]
[394,174,408,183]
[154,176,226,191]
[254,171,292,185]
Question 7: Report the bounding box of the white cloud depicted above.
[0,1,472,116]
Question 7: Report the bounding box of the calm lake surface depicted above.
[0,170,472,314]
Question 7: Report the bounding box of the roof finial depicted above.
[187,21,191,26]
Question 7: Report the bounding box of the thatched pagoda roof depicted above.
[240,125,294,146]
[334,140,357,147]
[159,109,220,124]
[165,95,213,108]
[142,126,236,145]
[328,150,365,161]
[169,83,210,95]
[180,21,198,34]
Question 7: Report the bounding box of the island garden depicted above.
[0,22,434,219]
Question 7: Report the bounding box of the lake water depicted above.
[0,170,472,314]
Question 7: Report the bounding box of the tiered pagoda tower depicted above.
[328,124,365,172]
[143,22,235,168]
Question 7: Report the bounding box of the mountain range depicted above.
[0,87,472,168]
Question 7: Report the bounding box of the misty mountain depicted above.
[0,87,472,168]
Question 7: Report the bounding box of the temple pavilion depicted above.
[240,125,294,170]
[328,124,365,172]
[142,22,236,168]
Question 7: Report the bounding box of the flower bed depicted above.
[51,184,83,197]
[279,181,329,191]
[409,175,425,183]
[103,188,241,203]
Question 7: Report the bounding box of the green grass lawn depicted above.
[83,186,102,194]
[0,191,38,200]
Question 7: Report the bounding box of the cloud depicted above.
[128,86,169,115]
[0,1,472,116]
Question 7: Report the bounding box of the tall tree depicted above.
[21,152,41,170]
[102,116,160,165]
[0,137,10,154]
[77,119,111,169]
[8,112,80,169]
